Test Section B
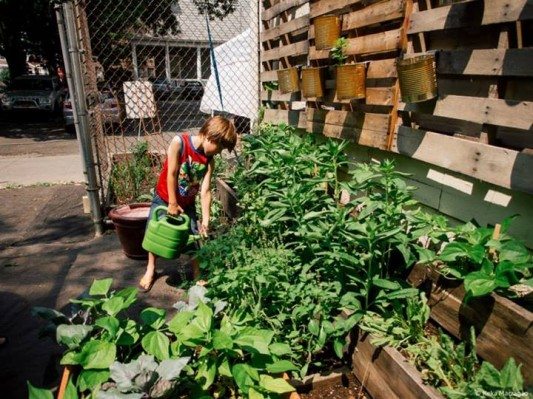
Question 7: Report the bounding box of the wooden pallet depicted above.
[393,0,533,194]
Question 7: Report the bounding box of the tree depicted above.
[0,0,61,79]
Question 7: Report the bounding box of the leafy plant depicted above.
[109,141,159,205]
[33,279,297,398]
[330,37,348,66]
[420,216,532,301]
[359,294,526,398]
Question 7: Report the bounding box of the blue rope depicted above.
[206,14,224,112]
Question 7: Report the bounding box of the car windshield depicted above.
[11,79,53,91]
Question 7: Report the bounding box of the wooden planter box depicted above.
[352,331,443,399]
[408,264,533,385]
[215,178,239,219]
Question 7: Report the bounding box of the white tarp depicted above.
[200,28,258,120]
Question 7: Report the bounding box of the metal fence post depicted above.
[59,0,104,236]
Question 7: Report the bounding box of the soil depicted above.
[298,372,369,399]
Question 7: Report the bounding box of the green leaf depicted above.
[56,325,93,350]
[95,316,120,339]
[233,363,260,394]
[77,369,110,392]
[116,319,139,346]
[266,360,299,374]
[102,297,125,317]
[386,288,419,300]
[416,247,436,264]
[27,382,54,399]
[464,272,497,299]
[498,358,524,390]
[196,357,217,390]
[140,308,166,330]
[212,330,233,350]
[248,387,265,399]
[114,287,138,308]
[80,340,117,369]
[333,337,345,359]
[64,377,78,399]
[167,311,194,334]
[372,278,401,290]
[60,351,83,366]
[218,358,232,378]
[499,241,531,264]
[259,375,295,394]
[89,278,113,296]
[141,331,170,361]
[308,319,320,336]
[269,343,292,357]
[156,357,190,381]
[195,302,213,333]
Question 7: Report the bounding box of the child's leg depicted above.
[139,252,157,289]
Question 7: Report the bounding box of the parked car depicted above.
[149,77,173,99]
[64,87,121,133]
[1,75,65,114]
[173,79,205,100]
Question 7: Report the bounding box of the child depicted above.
[139,116,237,292]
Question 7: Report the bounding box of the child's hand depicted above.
[168,202,183,216]
[199,222,209,238]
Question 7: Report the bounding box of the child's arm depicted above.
[166,136,183,216]
[199,158,215,236]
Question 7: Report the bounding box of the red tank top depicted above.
[156,134,211,208]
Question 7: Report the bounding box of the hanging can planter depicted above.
[396,53,438,103]
[314,15,341,50]
[277,67,300,93]
[301,67,324,98]
[336,63,366,100]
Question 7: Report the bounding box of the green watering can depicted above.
[142,206,200,259]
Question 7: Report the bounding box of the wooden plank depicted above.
[395,126,533,194]
[309,0,363,18]
[308,0,405,39]
[215,178,239,219]
[408,0,533,34]
[436,49,533,77]
[352,333,443,399]
[408,264,533,385]
[306,109,390,149]
[261,89,301,102]
[262,0,309,21]
[310,28,401,60]
[262,40,309,62]
[343,0,405,31]
[433,95,533,131]
[261,15,309,42]
[263,108,307,129]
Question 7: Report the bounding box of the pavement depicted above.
[0,185,191,398]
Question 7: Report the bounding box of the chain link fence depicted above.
[57,0,259,210]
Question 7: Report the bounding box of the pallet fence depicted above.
[260,0,533,195]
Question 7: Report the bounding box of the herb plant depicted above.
[330,37,348,66]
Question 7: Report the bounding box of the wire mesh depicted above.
[67,0,259,207]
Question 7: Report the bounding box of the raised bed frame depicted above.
[408,263,533,385]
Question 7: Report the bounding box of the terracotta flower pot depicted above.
[301,67,324,98]
[108,203,150,260]
[397,53,437,103]
[314,15,341,50]
[336,63,366,100]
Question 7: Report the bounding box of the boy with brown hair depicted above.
[139,115,237,291]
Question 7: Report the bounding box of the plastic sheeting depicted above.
[200,28,258,120]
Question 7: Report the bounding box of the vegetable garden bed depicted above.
[408,263,533,385]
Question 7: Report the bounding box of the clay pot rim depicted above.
[108,202,151,221]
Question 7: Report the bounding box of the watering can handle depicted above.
[152,205,190,227]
